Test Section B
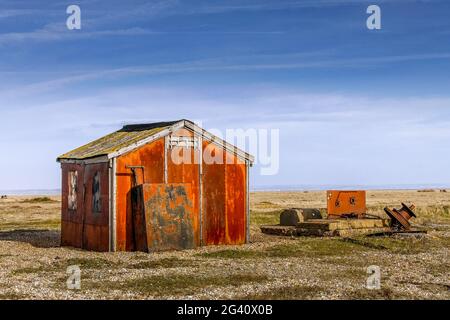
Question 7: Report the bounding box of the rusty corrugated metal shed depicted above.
[57,119,254,252]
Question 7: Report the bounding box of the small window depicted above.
[92,172,101,213]
[68,171,78,211]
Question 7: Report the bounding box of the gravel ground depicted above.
[0,192,448,300]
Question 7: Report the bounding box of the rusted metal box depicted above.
[131,183,197,252]
[327,190,366,219]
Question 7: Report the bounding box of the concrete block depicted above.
[280,208,322,226]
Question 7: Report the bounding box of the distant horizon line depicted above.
[0,183,449,195]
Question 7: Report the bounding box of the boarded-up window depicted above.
[68,171,78,211]
[92,172,101,213]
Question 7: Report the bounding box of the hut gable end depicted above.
[57,119,254,164]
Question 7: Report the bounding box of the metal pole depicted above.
[246,160,250,244]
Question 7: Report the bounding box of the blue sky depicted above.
[0,0,450,190]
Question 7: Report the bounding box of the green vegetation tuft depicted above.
[197,249,262,259]
[254,201,282,209]
[240,285,322,300]
[200,238,366,260]
[66,257,116,269]
[0,292,27,299]
[265,238,364,258]
[251,209,282,226]
[0,219,61,230]
[21,197,56,203]
[344,288,403,300]
[128,257,196,269]
[344,235,450,254]
[12,266,49,275]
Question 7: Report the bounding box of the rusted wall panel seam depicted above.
[246,160,250,244]
[198,133,203,246]
[164,136,168,184]
[111,157,117,251]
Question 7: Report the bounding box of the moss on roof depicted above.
[58,121,180,160]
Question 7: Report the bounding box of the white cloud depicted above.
[0,25,164,45]
[1,84,450,189]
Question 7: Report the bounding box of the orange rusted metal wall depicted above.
[167,132,201,246]
[132,183,196,252]
[114,128,248,251]
[224,151,247,244]
[202,141,247,245]
[61,162,110,251]
[116,138,165,251]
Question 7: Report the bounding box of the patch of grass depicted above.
[12,266,49,275]
[191,235,448,266]
[0,292,27,299]
[426,262,450,277]
[265,238,364,258]
[240,285,322,300]
[12,258,116,276]
[85,274,269,296]
[259,201,276,205]
[319,266,368,284]
[347,235,448,254]
[254,201,281,209]
[251,209,282,226]
[128,257,196,269]
[409,282,450,293]
[32,218,61,228]
[365,204,450,223]
[0,218,61,230]
[343,288,406,300]
[12,259,67,275]
[340,237,388,250]
[200,239,367,260]
[21,197,56,203]
[197,249,263,259]
[416,205,450,219]
[66,257,116,269]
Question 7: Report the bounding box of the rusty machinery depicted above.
[327,190,418,232]
[384,203,416,231]
[327,190,366,219]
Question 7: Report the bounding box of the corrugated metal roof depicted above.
[58,121,180,160]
